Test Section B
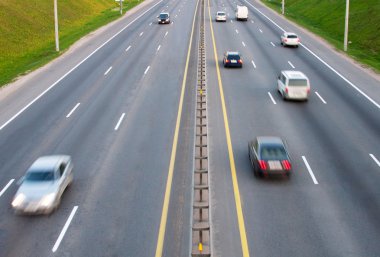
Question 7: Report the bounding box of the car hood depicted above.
[16,182,57,200]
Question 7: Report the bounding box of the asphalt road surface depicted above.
[0,0,379,256]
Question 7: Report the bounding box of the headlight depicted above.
[12,193,25,207]
[40,193,56,207]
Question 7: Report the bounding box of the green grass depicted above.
[0,0,143,87]
[263,0,380,72]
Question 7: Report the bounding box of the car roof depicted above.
[226,51,240,55]
[281,70,307,79]
[284,32,298,36]
[217,11,226,14]
[256,136,284,146]
[28,155,70,172]
[159,12,169,15]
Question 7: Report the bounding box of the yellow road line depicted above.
[207,0,251,256]
[154,0,200,256]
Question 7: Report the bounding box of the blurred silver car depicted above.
[12,155,73,215]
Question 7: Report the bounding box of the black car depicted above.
[248,137,292,177]
[157,13,170,24]
[223,51,243,68]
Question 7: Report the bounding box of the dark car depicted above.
[248,137,292,177]
[223,51,243,68]
[157,12,170,24]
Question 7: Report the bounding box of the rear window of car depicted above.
[217,12,226,15]
[159,14,169,19]
[25,171,55,181]
[287,35,298,39]
[288,78,308,86]
[260,146,287,160]
[228,54,240,60]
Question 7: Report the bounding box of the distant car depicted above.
[277,70,310,100]
[248,137,292,177]
[281,32,300,47]
[223,51,243,68]
[157,12,170,24]
[216,11,227,22]
[11,155,73,215]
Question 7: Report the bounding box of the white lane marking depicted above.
[179,9,181,12]
[52,206,78,252]
[270,42,275,47]
[165,31,168,37]
[242,41,246,47]
[259,29,263,33]
[125,45,131,52]
[144,66,150,75]
[288,61,295,68]
[302,156,319,185]
[0,179,14,198]
[149,22,152,26]
[251,60,256,68]
[171,21,174,24]
[243,0,380,109]
[231,20,233,23]
[0,0,164,131]
[66,103,81,118]
[104,66,112,76]
[251,20,254,23]
[157,45,161,52]
[235,29,239,34]
[114,113,126,131]
[315,92,327,104]
[268,92,277,104]
[369,154,380,167]
[139,32,144,37]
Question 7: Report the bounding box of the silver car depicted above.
[12,155,73,215]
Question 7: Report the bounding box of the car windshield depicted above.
[287,35,298,39]
[159,14,168,19]
[260,145,287,160]
[25,170,55,182]
[288,78,307,86]
[228,55,240,60]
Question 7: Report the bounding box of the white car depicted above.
[216,11,227,22]
[12,155,73,215]
[277,70,310,101]
[236,5,248,21]
[281,32,300,47]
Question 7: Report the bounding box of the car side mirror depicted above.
[17,176,25,186]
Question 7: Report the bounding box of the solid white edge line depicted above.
[144,66,150,75]
[52,206,78,253]
[66,103,81,118]
[251,60,256,68]
[268,92,276,104]
[125,45,131,52]
[315,91,327,104]
[369,154,380,167]
[270,42,275,47]
[302,156,319,184]
[114,113,126,131]
[0,0,164,131]
[288,61,295,68]
[104,66,112,76]
[0,179,15,198]
[243,0,380,110]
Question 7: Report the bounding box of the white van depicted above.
[277,70,310,100]
[236,5,248,21]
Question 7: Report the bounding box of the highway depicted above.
[0,0,379,256]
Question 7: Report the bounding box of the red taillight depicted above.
[307,87,310,94]
[285,87,289,93]
[282,160,292,170]
[297,38,300,42]
[284,39,288,42]
[259,160,267,170]
[225,59,230,63]
[238,59,243,64]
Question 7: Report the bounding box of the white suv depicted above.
[281,32,300,47]
[277,70,310,101]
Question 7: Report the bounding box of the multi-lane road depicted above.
[0,0,379,256]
